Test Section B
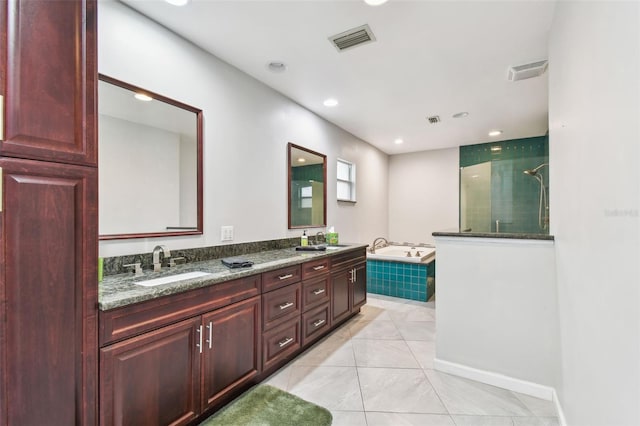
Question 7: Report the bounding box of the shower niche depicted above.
[459,136,549,235]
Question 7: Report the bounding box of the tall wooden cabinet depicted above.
[0,1,98,424]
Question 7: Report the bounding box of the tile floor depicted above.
[264,294,559,426]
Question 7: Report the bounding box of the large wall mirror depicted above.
[288,143,326,229]
[98,74,203,240]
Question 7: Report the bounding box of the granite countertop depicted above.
[99,244,367,311]
[432,231,554,241]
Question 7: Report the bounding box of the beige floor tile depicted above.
[353,339,421,368]
[366,412,456,426]
[395,320,437,341]
[330,410,368,426]
[406,340,436,369]
[348,319,403,340]
[452,415,515,426]
[287,365,364,411]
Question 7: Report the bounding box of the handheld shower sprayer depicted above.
[523,163,549,231]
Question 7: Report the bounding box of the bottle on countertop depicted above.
[301,230,308,246]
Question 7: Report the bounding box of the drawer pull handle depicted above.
[313,319,326,328]
[206,322,213,349]
[312,289,325,295]
[279,302,294,310]
[312,265,326,271]
[278,337,294,348]
[278,273,293,280]
[196,325,203,354]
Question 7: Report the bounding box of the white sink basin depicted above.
[134,271,212,287]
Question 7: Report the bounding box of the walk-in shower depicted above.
[524,163,549,230]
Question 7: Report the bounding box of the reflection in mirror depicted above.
[98,75,203,239]
[288,143,326,229]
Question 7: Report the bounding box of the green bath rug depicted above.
[200,384,332,426]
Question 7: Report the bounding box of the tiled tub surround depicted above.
[367,259,435,302]
[99,242,367,310]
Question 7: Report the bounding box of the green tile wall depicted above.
[460,136,550,234]
[366,260,434,302]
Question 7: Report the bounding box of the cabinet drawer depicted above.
[301,303,330,347]
[262,283,301,331]
[330,249,366,271]
[262,265,301,293]
[302,277,330,312]
[262,319,301,371]
[301,257,330,280]
[100,274,261,345]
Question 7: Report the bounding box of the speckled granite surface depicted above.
[432,231,554,241]
[99,244,367,311]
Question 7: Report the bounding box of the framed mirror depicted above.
[288,143,326,229]
[98,74,203,240]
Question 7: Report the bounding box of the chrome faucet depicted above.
[315,231,326,245]
[152,245,171,272]
[369,237,388,254]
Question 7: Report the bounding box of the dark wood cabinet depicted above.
[1,0,97,166]
[262,282,301,331]
[262,318,301,371]
[100,296,261,425]
[100,318,201,426]
[201,297,261,410]
[0,1,98,424]
[331,249,367,325]
[331,269,352,324]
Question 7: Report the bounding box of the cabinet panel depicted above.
[301,303,330,346]
[100,318,201,426]
[352,263,367,311]
[262,283,301,331]
[262,265,301,293]
[201,296,261,410]
[1,0,97,165]
[331,270,351,324]
[302,276,330,312]
[301,257,329,280]
[0,158,97,425]
[262,319,301,371]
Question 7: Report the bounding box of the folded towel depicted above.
[221,257,254,269]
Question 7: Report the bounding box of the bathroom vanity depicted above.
[98,244,366,425]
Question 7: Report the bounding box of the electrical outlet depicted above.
[221,226,234,242]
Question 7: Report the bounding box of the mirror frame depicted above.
[98,74,204,240]
[287,142,327,229]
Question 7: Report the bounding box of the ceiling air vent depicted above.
[427,115,441,124]
[329,24,376,52]
[507,60,548,82]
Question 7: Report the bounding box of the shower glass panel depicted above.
[460,136,549,234]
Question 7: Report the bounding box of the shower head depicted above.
[524,163,548,176]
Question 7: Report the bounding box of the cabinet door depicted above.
[100,318,201,426]
[351,262,367,311]
[0,158,97,425]
[0,0,97,166]
[201,296,261,411]
[331,269,352,324]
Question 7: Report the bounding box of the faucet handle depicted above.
[123,263,143,276]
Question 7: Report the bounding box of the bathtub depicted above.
[366,244,436,302]
[367,245,435,264]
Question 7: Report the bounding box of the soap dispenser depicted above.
[301,230,308,246]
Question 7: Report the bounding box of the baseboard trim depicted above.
[433,358,554,400]
[552,388,567,426]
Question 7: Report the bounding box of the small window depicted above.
[337,159,356,202]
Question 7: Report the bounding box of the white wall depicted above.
[388,148,459,244]
[549,2,640,425]
[434,236,560,396]
[98,1,388,256]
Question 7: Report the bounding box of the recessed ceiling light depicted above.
[453,111,469,118]
[323,98,339,107]
[394,138,404,145]
[490,146,502,152]
[488,130,503,137]
[134,93,153,102]
[267,62,287,73]
[165,0,189,5]
[364,0,389,5]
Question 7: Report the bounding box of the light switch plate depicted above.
[221,225,234,242]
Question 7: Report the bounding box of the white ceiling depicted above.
[120,0,556,155]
